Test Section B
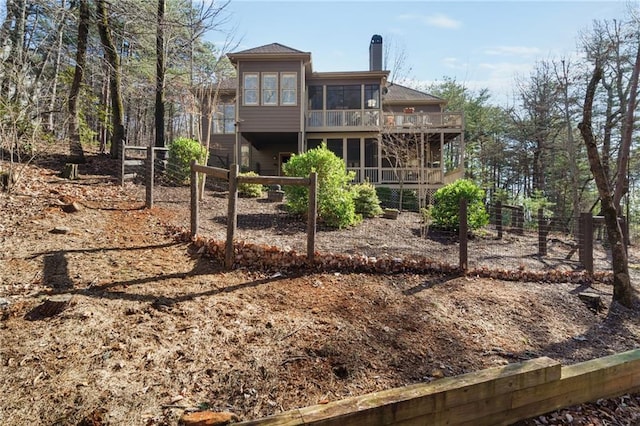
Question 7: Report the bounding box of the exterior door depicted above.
[278,152,293,175]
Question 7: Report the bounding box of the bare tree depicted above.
[578,42,635,308]
[67,0,89,163]
[96,0,126,158]
[155,0,166,149]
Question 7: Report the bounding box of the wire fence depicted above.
[119,151,628,276]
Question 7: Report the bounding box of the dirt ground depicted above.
[2,153,640,425]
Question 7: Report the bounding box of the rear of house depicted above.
[201,35,464,204]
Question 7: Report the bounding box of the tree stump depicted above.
[578,292,605,313]
[60,163,79,180]
[0,171,14,191]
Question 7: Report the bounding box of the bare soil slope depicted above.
[2,156,640,425]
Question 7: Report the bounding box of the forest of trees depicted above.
[1,2,640,303]
[0,0,235,162]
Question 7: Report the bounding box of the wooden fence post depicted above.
[120,144,126,186]
[146,146,154,209]
[225,164,239,270]
[496,201,503,240]
[581,212,593,274]
[459,198,468,271]
[517,206,524,235]
[190,160,198,237]
[538,208,547,256]
[307,172,317,262]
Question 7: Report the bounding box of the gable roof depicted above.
[384,82,444,105]
[228,43,312,70]
[231,42,308,55]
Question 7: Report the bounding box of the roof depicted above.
[230,43,308,56]
[384,82,444,104]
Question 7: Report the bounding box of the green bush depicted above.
[238,171,264,197]
[283,143,360,229]
[352,181,383,218]
[432,179,489,231]
[167,137,207,184]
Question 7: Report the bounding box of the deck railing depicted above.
[307,110,463,131]
[307,110,380,129]
[382,112,463,130]
[347,167,444,185]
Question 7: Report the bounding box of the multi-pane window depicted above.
[365,84,380,109]
[213,104,235,134]
[280,73,297,105]
[243,73,258,105]
[262,73,278,105]
[326,85,361,110]
[308,85,323,110]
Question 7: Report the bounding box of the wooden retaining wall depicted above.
[238,349,640,426]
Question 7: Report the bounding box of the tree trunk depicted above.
[578,58,634,308]
[155,0,166,149]
[1,0,26,99]
[47,0,67,133]
[96,0,125,158]
[613,36,640,208]
[67,0,88,163]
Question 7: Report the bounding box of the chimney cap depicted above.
[371,34,382,44]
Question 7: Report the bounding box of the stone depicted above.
[62,202,83,213]
[50,226,71,234]
[180,411,239,426]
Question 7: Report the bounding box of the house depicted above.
[203,35,464,203]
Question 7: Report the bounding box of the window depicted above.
[326,138,343,159]
[262,73,278,105]
[281,73,297,105]
[326,85,361,110]
[243,73,258,105]
[365,84,380,109]
[213,103,235,134]
[308,85,323,110]
[240,144,250,168]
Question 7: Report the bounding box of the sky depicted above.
[209,0,632,105]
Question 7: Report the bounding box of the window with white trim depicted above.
[262,73,278,105]
[280,73,297,105]
[243,73,258,105]
[213,103,235,134]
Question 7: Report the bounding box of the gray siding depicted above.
[208,134,235,167]
[306,76,384,86]
[238,60,303,132]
